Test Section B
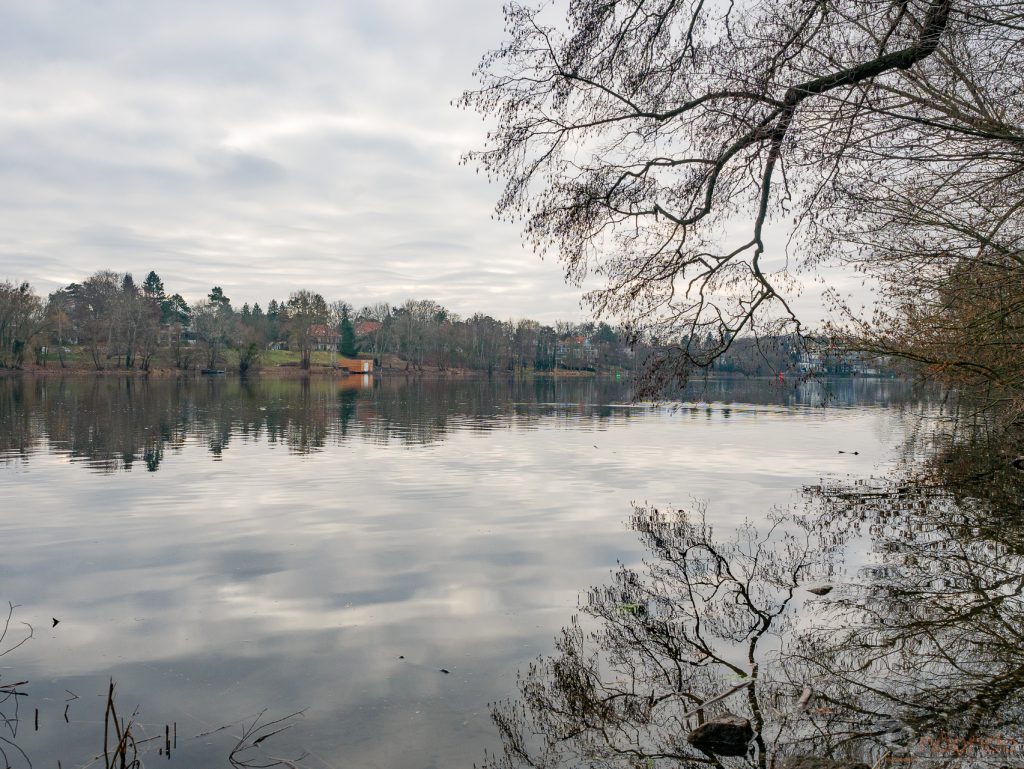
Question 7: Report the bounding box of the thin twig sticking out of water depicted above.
[103,679,141,769]
[0,602,32,768]
[0,601,309,769]
[0,602,33,658]
[227,708,309,769]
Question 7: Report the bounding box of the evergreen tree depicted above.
[165,294,190,324]
[338,305,358,357]
[266,300,280,342]
[208,286,230,307]
[142,271,164,299]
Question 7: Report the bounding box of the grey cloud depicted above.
[0,0,598,322]
[211,151,287,187]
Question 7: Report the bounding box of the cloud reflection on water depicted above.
[0,376,932,766]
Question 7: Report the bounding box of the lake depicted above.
[3,374,1017,769]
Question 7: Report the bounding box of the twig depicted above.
[0,603,34,657]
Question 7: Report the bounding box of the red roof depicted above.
[355,320,382,336]
[309,324,337,338]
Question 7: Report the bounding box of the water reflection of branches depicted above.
[485,454,1024,769]
[793,470,1024,766]
[485,505,838,769]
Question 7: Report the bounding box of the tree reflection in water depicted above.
[483,428,1024,769]
[0,375,928,472]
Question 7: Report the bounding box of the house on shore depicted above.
[309,324,341,351]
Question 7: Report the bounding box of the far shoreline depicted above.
[0,364,902,383]
[0,364,611,380]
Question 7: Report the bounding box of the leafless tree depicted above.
[462,1,1024,395]
[286,290,329,370]
[355,302,391,358]
[0,282,44,368]
[192,299,237,371]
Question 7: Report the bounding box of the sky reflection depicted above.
[0,376,932,767]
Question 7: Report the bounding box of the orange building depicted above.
[335,356,373,374]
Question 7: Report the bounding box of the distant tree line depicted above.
[0,270,646,374]
[0,269,895,376]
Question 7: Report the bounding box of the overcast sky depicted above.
[0,1,858,327]
[0,0,605,322]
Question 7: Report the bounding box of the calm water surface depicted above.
[0,375,933,767]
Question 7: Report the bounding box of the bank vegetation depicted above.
[0,271,889,379]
